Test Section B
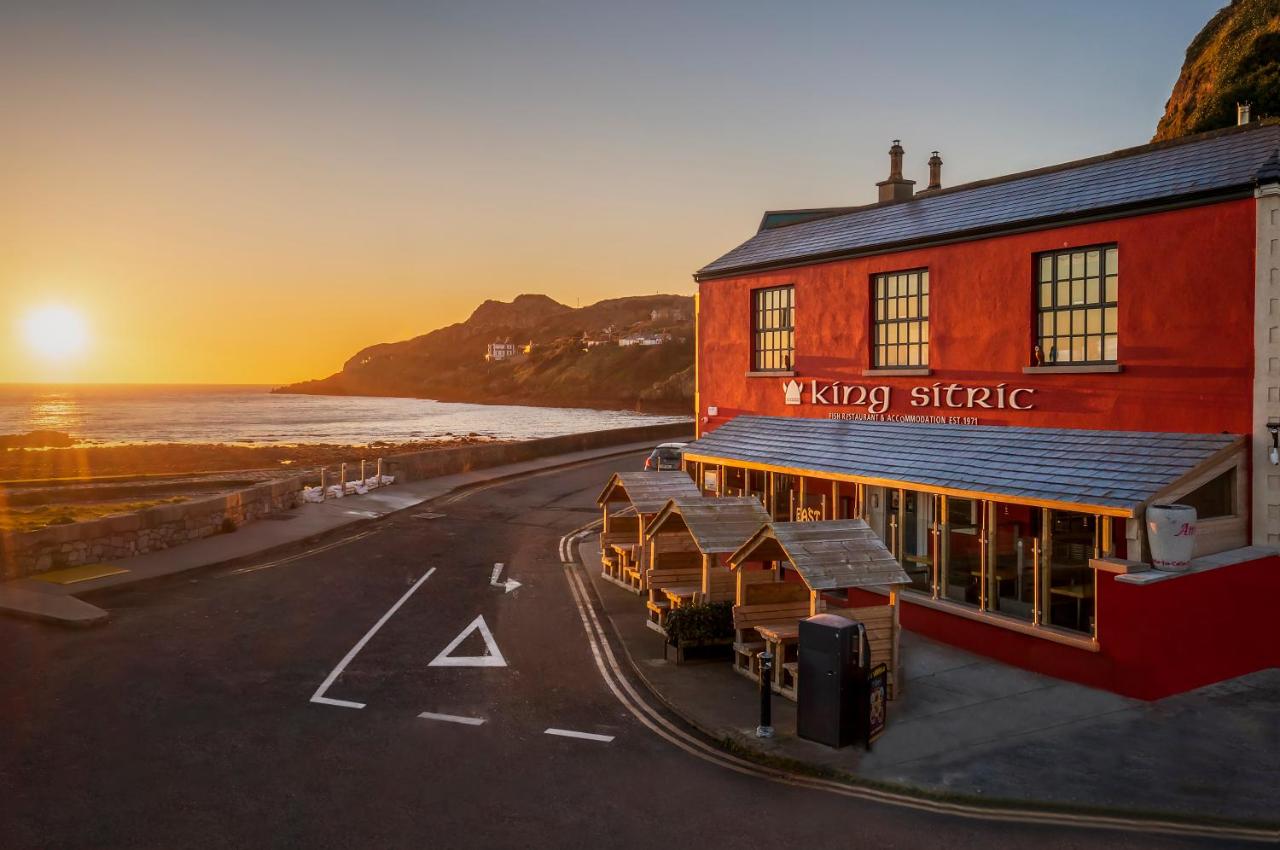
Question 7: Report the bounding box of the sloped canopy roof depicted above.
[730,520,909,590]
[697,122,1280,279]
[596,471,701,514]
[646,496,771,554]
[683,416,1242,517]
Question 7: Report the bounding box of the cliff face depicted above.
[1154,0,1280,141]
[275,293,695,412]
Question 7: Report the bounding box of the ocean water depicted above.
[0,385,690,446]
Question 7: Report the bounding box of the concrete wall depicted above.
[0,476,307,580]
[0,421,692,580]
[383,421,692,481]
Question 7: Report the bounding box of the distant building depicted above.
[651,307,688,322]
[485,341,518,362]
[619,333,670,347]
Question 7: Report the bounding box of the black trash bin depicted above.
[797,613,870,748]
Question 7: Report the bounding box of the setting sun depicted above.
[21,304,89,360]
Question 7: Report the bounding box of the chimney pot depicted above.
[877,139,915,203]
[1239,102,1252,125]
[927,151,943,191]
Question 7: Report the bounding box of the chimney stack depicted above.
[1238,102,1252,126]
[876,139,915,203]
[927,151,943,191]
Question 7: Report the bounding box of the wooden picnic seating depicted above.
[729,519,912,700]
[596,471,701,594]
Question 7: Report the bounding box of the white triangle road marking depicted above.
[428,614,508,667]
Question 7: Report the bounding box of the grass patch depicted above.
[0,498,186,534]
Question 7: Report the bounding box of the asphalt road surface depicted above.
[0,453,1250,849]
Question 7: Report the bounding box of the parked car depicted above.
[644,442,687,471]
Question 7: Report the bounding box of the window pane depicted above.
[888,299,898,320]
[1105,275,1118,303]
[1057,281,1069,305]
[1071,252,1084,278]
[1056,312,1070,335]
[1087,308,1101,334]
[920,271,929,293]
[1057,255,1069,279]
[921,321,929,342]
[1086,279,1099,303]
[1087,336,1102,362]
[1086,250,1100,277]
[1105,248,1118,275]
[921,343,929,363]
[1070,336,1085,362]
[1040,257,1053,282]
[921,294,929,316]
[1103,334,1118,361]
[1039,282,1052,307]
[1071,280,1085,305]
[1104,307,1117,333]
[908,322,919,343]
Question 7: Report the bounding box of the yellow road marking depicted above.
[29,564,130,585]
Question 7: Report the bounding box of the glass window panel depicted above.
[921,343,928,363]
[1105,275,1118,303]
[876,299,884,320]
[886,347,898,366]
[1071,280,1085,305]
[1070,336,1085,362]
[921,294,929,316]
[921,322,929,342]
[1105,248,1118,275]
[1087,308,1101,334]
[1086,250,1100,277]
[1040,257,1053,282]
[1056,312,1070,335]
[1104,307,1117,333]
[1040,314,1051,335]
[905,298,917,319]
[1040,282,1052,307]
[1104,334,1118,361]
[887,299,897,320]
[1057,281,1069,304]
[1087,336,1102,361]
[906,274,918,295]
[1085,279,1099,303]
[908,323,919,343]
[1071,253,1084,278]
[1050,341,1065,362]
[876,278,885,298]
[1057,255,1070,279]
[920,271,929,293]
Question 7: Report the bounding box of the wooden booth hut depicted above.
[728,519,911,700]
[596,471,701,592]
[642,495,771,633]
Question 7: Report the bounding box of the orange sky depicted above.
[0,2,1214,385]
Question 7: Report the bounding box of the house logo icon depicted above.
[783,379,803,406]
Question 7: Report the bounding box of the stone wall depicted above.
[0,476,306,580]
[0,420,693,580]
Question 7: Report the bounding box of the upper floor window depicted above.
[1036,246,1117,365]
[752,285,794,371]
[873,269,929,368]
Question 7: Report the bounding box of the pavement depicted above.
[581,540,1280,827]
[0,439,678,627]
[0,450,1268,847]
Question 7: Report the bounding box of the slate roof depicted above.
[683,416,1242,515]
[697,122,1280,279]
[732,520,909,591]
[596,470,702,514]
[646,496,771,553]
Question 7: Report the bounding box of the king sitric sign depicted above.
[782,378,1035,416]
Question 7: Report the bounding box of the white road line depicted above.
[544,728,614,743]
[419,712,486,726]
[309,567,437,709]
[223,530,376,577]
[556,529,1278,845]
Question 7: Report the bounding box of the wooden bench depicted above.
[731,597,810,679]
[647,566,704,632]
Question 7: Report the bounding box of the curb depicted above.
[564,532,1280,840]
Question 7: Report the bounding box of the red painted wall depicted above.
[848,556,1279,700]
[697,199,1256,435]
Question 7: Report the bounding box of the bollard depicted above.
[360,459,366,488]
[339,463,347,497]
[319,467,327,501]
[756,651,774,738]
[376,457,383,484]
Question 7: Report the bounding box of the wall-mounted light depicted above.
[1268,420,1280,465]
[707,406,718,417]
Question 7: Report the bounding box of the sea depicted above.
[0,384,690,447]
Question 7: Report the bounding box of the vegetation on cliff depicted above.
[1155,0,1280,140]
[275,293,695,412]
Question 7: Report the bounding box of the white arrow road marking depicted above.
[489,562,521,593]
[418,711,486,726]
[428,615,508,667]
[311,567,437,709]
[543,728,615,743]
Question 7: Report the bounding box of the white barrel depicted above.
[1146,504,1197,572]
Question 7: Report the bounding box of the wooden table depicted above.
[1049,582,1094,629]
[661,584,700,609]
[754,622,801,693]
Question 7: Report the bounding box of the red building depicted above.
[685,122,1280,699]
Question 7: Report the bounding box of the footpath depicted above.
[578,541,1280,829]
[0,439,666,628]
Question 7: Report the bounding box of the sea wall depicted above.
[0,421,692,580]
[383,421,692,481]
[0,476,306,580]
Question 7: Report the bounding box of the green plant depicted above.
[664,601,733,647]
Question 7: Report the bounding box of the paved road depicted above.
[0,454,1242,848]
